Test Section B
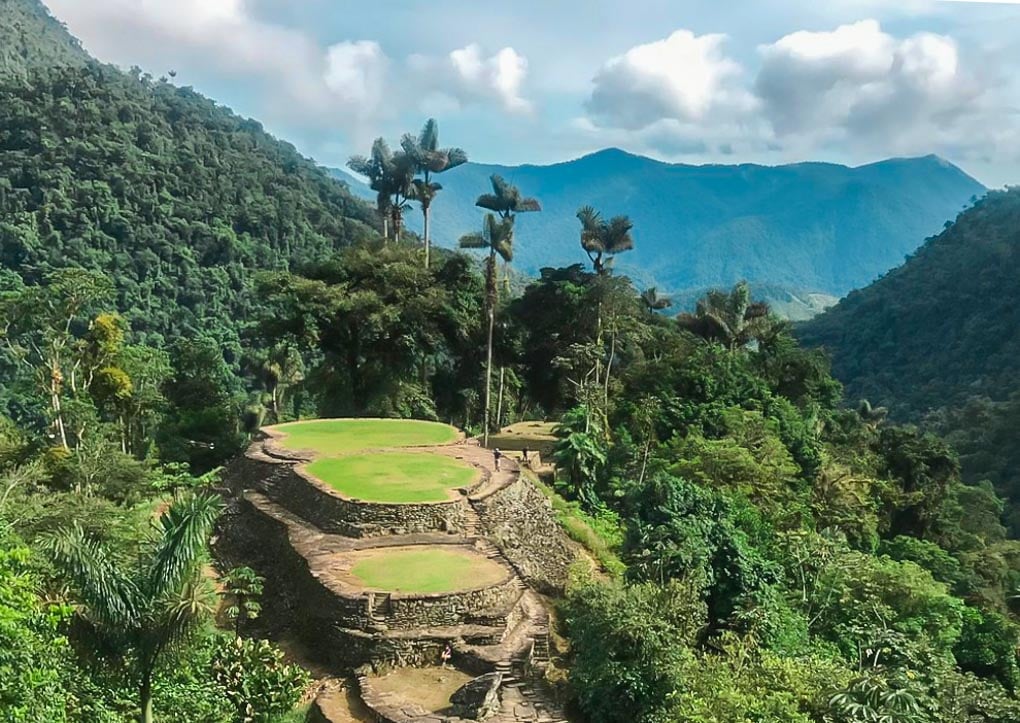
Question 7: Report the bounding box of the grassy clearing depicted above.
[305,451,477,503]
[529,473,626,576]
[269,418,459,455]
[349,547,506,593]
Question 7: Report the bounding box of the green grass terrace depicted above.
[266,418,460,456]
[348,546,508,593]
[305,451,479,503]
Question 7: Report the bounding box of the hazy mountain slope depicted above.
[336,149,984,298]
[0,0,88,76]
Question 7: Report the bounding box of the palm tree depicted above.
[46,493,222,723]
[347,137,394,241]
[476,174,542,220]
[348,139,415,243]
[576,206,634,275]
[676,281,774,351]
[857,399,889,429]
[475,174,541,421]
[402,119,468,267]
[640,287,673,313]
[459,214,514,445]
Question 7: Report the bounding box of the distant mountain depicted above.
[0,0,88,76]
[333,149,985,304]
[798,189,1020,524]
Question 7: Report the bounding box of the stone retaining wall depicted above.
[472,474,579,595]
[384,578,520,628]
[227,495,521,631]
[226,449,477,538]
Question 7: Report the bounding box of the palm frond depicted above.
[44,524,140,628]
[475,193,502,212]
[458,232,488,249]
[147,492,222,599]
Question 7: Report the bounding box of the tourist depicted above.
[521,448,530,467]
[441,644,452,668]
[493,448,502,471]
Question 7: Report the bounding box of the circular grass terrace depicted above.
[268,418,459,456]
[348,546,507,594]
[305,451,479,503]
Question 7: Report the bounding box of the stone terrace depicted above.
[217,420,580,722]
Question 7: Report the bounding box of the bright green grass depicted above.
[350,547,506,593]
[269,418,459,455]
[305,451,478,503]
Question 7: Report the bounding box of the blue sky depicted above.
[46,0,1020,187]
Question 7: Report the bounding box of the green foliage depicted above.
[624,473,778,627]
[0,531,74,721]
[800,189,1020,520]
[563,576,846,723]
[255,244,483,422]
[0,0,88,77]
[0,62,376,349]
[561,577,706,723]
[954,607,1020,692]
[44,492,223,722]
[211,636,309,723]
[221,567,264,634]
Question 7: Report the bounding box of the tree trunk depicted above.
[423,204,431,268]
[495,366,505,430]
[382,215,389,243]
[391,204,402,241]
[140,671,154,723]
[483,307,494,447]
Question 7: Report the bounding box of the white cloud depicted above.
[754,19,985,149]
[585,30,756,130]
[46,0,533,144]
[576,19,1018,176]
[323,41,389,119]
[409,44,532,114]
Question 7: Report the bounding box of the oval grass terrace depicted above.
[266,418,461,457]
[305,450,479,504]
[346,545,508,594]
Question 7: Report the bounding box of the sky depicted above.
[44,0,1020,187]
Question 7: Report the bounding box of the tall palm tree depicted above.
[459,214,514,445]
[347,137,394,241]
[347,138,415,243]
[676,281,774,351]
[476,174,542,220]
[46,493,222,723]
[402,119,468,267]
[640,287,673,313]
[576,206,635,275]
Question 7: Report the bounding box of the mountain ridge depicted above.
[334,149,984,306]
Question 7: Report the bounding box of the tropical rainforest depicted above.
[800,189,1020,531]
[2,1,1020,722]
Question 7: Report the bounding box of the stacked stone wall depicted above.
[472,475,579,594]
[227,451,476,537]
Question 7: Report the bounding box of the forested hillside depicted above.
[800,189,1020,524]
[0,0,88,75]
[0,61,378,346]
[337,148,984,302]
[2,2,1020,721]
